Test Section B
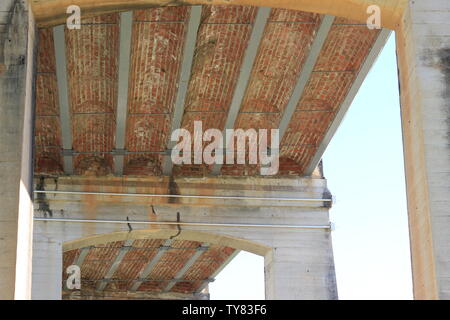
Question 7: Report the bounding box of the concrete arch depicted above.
[31,0,406,30]
[63,229,271,256]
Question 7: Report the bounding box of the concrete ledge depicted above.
[34,175,332,208]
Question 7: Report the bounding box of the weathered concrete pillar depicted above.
[31,234,62,300]
[264,231,337,300]
[396,0,450,299]
[0,0,36,300]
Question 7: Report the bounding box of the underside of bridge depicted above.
[29,5,387,300]
[34,6,385,177]
[2,0,450,301]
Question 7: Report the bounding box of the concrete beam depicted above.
[53,25,73,174]
[163,243,209,292]
[32,176,331,209]
[211,7,271,175]
[0,0,36,300]
[304,28,391,175]
[130,239,173,291]
[114,11,133,176]
[74,246,90,267]
[278,16,335,139]
[96,239,134,291]
[162,6,202,175]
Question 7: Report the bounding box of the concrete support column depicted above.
[0,0,36,300]
[264,231,337,300]
[397,1,450,299]
[31,235,62,300]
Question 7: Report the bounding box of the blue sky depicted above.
[209,33,413,300]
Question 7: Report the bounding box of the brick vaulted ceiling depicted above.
[63,239,238,299]
[34,5,384,178]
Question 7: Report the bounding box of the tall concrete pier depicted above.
[0,0,449,300]
[396,1,450,299]
[0,0,36,300]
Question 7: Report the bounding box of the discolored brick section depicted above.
[239,10,322,114]
[172,5,257,176]
[78,241,124,290]
[277,156,308,175]
[34,28,64,175]
[62,239,237,298]
[137,240,200,291]
[65,14,120,175]
[280,19,381,174]
[124,7,190,175]
[221,10,323,176]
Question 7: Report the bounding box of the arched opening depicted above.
[62,230,269,300]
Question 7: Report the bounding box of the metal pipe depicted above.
[33,217,332,230]
[33,190,332,203]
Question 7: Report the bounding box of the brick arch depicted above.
[63,229,270,256]
[32,0,405,29]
